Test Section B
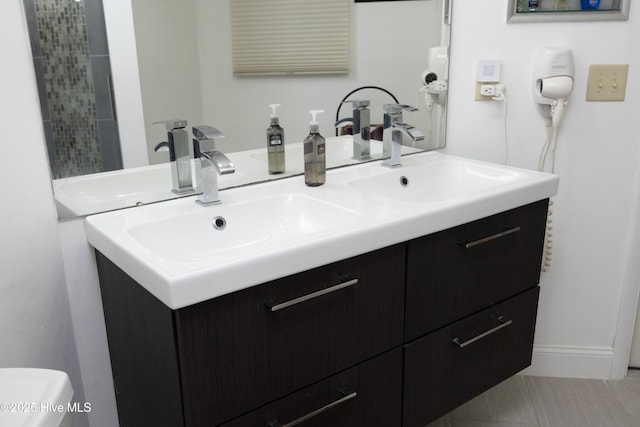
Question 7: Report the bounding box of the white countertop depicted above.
[55,136,418,217]
[85,151,559,309]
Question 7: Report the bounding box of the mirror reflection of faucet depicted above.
[153,119,194,194]
[192,125,236,206]
[335,99,372,161]
[382,104,425,168]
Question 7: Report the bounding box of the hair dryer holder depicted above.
[533,47,574,119]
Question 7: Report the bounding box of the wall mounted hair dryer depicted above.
[533,47,574,128]
[421,45,449,109]
[420,45,449,143]
[533,48,573,272]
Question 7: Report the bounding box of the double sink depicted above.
[85,151,559,309]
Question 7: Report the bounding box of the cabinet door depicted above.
[96,252,185,427]
[176,244,405,426]
[405,199,547,340]
[221,348,402,427]
[403,286,539,427]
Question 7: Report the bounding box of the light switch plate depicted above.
[586,64,629,102]
[477,60,501,83]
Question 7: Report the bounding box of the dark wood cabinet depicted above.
[405,199,548,341]
[403,287,540,426]
[96,200,548,426]
[220,348,403,427]
[97,244,405,426]
[97,251,185,427]
[175,244,405,425]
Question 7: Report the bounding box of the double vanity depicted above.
[85,151,558,426]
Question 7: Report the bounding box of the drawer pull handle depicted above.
[452,316,513,348]
[266,278,358,312]
[460,226,521,249]
[268,391,358,427]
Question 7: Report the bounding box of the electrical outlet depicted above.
[475,83,495,101]
[586,64,628,102]
[480,84,496,96]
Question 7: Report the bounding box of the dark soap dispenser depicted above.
[266,104,286,174]
[303,110,326,187]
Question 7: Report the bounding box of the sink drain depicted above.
[212,216,227,230]
[400,176,409,187]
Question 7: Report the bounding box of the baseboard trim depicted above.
[521,344,614,379]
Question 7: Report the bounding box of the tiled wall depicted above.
[23,0,122,179]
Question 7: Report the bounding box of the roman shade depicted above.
[230,0,349,75]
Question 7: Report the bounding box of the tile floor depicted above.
[427,370,640,427]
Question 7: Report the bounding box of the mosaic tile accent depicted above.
[27,0,121,179]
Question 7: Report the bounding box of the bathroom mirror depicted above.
[24,0,452,218]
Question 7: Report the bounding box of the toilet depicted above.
[0,368,73,427]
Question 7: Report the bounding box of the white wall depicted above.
[131,0,204,165]
[0,1,88,426]
[445,1,640,379]
[58,219,119,427]
[102,0,147,169]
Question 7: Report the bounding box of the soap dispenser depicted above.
[266,104,286,174]
[303,110,326,187]
[153,119,193,194]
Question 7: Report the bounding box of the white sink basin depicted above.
[127,193,362,264]
[348,155,522,204]
[86,151,559,309]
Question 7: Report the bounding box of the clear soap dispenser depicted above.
[304,110,326,187]
[266,104,285,174]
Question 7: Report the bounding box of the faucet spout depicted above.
[381,104,423,168]
[200,151,235,175]
[392,122,425,142]
[192,125,235,206]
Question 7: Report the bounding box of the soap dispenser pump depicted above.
[303,110,326,187]
[266,104,286,174]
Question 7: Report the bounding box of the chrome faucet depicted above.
[153,119,193,194]
[335,99,371,160]
[192,125,235,206]
[382,104,425,168]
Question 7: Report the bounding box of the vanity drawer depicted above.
[405,199,548,340]
[175,243,406,426]
[221,348,402,427]
[403,286,539,426]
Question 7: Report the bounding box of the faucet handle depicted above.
[383,104,419,114]
[153,141,170,152]
[153,119,188,131]
[343,99,370,109]
[192,125,225,141]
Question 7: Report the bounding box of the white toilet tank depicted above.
[0,368,73,427]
